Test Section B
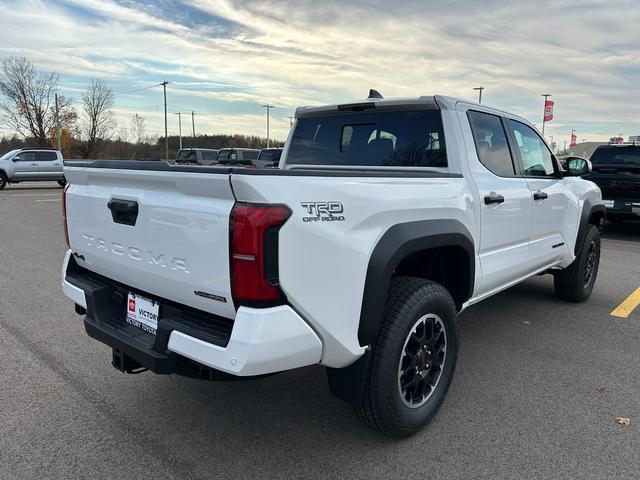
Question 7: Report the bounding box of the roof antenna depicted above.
[368,89,383,99]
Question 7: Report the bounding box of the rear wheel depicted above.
[356,277,459,437]
[554,225,600,302]
[0,173,7,190]
[57,178,67,187]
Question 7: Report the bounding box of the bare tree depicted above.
[130,113,146,144]
[0,57,74,146]
[129,113,146,159]
[82,79,115,158]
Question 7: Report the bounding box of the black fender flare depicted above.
[358,219,475,346]
[326,219,475,405]
[574,200,605,254]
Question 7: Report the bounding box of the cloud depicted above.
[0,0,638,142]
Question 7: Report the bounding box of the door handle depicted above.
[30,163,38,166]
[484,192,505,205]
[533,191,548,201]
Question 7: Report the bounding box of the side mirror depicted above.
[565,156,591,176]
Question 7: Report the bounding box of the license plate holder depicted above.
[126,292,160,335]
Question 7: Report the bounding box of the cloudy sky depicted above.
[0,0,639,144]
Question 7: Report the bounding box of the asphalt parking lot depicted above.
[1,183,639,479]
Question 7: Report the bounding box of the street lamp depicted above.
[473,87,484,104]
[261,105,274,148]
[173,112,182,150]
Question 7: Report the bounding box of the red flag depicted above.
[570,133,577,148]
[544,100,554,122]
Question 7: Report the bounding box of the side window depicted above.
[14,152,35,162]
[508,120,556,177]
[36,151,58,161]
[468,111,515,176]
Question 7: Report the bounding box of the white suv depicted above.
[0,148,65,189]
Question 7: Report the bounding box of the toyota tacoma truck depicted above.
[61,93,604,437]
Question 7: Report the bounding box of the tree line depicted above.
[0,57,281,160]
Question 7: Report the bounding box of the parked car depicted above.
[216,148,260,166]
[175,148,219,166]
[61,93,603,437]
[0,148,65,189]
[583,143,640,221]
[256,148,282,168]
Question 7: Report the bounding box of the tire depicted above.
[57,178,67,187]
[0,173,7,190]
[554,225,600,302]
[356,277,459,437]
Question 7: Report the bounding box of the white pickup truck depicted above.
[61,93,604,437]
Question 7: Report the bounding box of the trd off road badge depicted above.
[301,201,345,222]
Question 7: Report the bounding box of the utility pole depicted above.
[174,113,182,150]
[473,87,484,104]
[191,111,196,148]
[287,116,295,127]
[54,93,61,150]
[541,93,552,137]
[161,81,169,159]
[262,105,274,147]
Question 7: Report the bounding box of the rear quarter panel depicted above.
[231,173,475,367]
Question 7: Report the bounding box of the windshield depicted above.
[287,110,447,168]
[591,146,640,167]
[0,149,20,161]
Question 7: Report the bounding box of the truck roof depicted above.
[295,94,533,132]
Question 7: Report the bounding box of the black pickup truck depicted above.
[585,144,640,221]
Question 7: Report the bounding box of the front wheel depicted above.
[0,174,7,190]
[57,178,67,187]
[554,225,600,302]
[356,277,459,437]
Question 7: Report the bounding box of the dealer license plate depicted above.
[126,292,160,335]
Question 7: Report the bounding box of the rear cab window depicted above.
[286,109,447,168]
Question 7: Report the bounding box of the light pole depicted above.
[174,112,182,150]
[262,104,274,147]
[541,93,552,137]
[473,87,484,104]
[192,111,196,148]
[160,81,169,159]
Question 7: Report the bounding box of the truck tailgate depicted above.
[64,164,236,319]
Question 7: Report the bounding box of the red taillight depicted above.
[62,183,70,247]
[231,203,291,305]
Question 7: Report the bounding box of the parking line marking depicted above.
[611,287,640,318]
[35,199,60,202]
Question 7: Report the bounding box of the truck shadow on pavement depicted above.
[106,271,631,478]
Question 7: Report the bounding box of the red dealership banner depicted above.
[544,100,554,122]
[570,133,577,148]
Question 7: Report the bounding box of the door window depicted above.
[36,151,58,161]
[508,120,556,177]
[468,111,515,176]
[14,152,35,162]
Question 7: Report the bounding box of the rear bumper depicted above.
[61,250,322,376]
